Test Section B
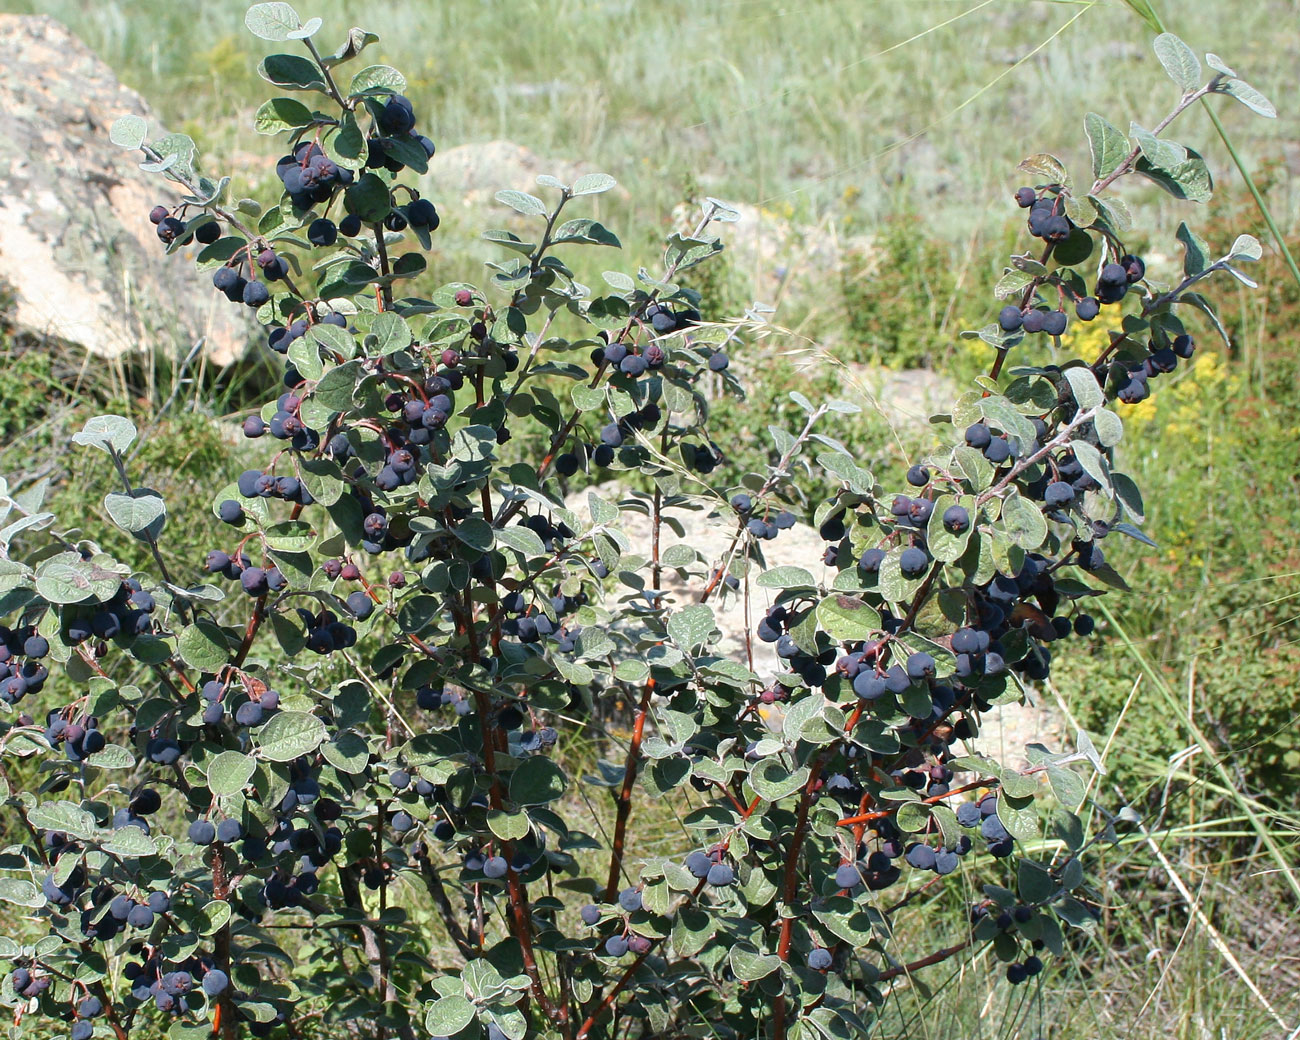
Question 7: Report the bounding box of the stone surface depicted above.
[0,15,248,364]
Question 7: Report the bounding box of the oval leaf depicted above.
[245,2,302,41]
[256,711,327,761]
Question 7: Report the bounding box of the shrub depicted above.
[0,10,1275,1040]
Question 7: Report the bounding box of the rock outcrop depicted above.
[0,15,248,364]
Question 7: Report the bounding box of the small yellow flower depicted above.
[1059,323,1111,364]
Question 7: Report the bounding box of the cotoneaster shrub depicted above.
[0,9,1276,1040]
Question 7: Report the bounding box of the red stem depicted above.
[772,758,826,1040]
[604,677,657,902]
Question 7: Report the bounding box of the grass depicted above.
[2,0,1300,1037]
[5,0,1296,235]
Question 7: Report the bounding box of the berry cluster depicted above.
[734,493,798,540]
[57,578,158,647]
[1000,185,1153,336]
[0,624,50,706]
[1112,333,1195,404]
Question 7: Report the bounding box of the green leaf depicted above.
[109,115,147,150]
[1047,765,1086,810]
[322,731,369,773]
[321,26,380,67]
[35,554,121,605]
[1134,148,1213,203]
[287,16,322,40]
[207,751,256,796]
[425,996,477,1037]
[494,190,547,216]
[997,796,1039,842]
[1091,194,1133,234]
[258,53,328,92]
[487,809,529,841]
[813,897,878,947]
[1052,226,1094,267]
[254,96,314,135]
[1180,292,1229,345]
[87,744,135,769]
[550,219,620,247]
[288,334,324,381]
[816,594,881,642]
[245,2,302,41]
[1153,33,1201,92]
[256,711,327,761]
[481,229,536,256]
[952,446,993,492]
[749,759,808,802]
[1218,78,1277,118]
[28,801,96,840]
[72,414,137,454]
[980,395,1035,446]
[312,362,360,412]
[1093,408,1123,448]
[926,493,975,562]
[1112,471,1144,522]
[348,65,406,96]
[664,233,723,272]
[774,691,826,748]
[298,458,344,507]
[196,900,231,936]
[450,426,497,463]
[1054,896,1097,931]
[101,826,156,857]
[876,547,923,605]
[147,134,197,181]
[1071,441,1111,493]
[1017,153,1069,189]
[1226,233,1263,263]
[1129,122,1186,171]
[345,172,392,222]
[451,517,494,552]
[372,311,412,354]
[1062,366,1104,410]
[0,879,43,908]
[177,620,232,671]
[728,946,781,982]
[263,520,316,553]
[495,526,546,558]
[895,801,931,833]
[1205,53,1236,77]
[1084,112,1128,180]
[667,605,716,650]
[1018,859,1055,903]
[994,269,1034,299]
[1000,492,1047,551]
[329,111,366,169]
[755,566,816,590]
[1176,221,1211,277]
[587,492,618,526]
[571,173,617,196]
[103,490,166,540]
[509,757,568,805]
